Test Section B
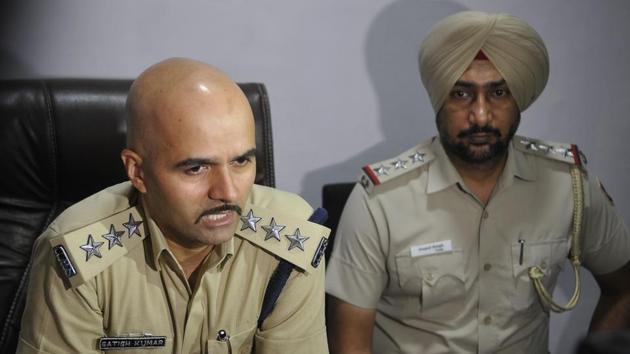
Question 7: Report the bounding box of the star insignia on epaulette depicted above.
[374,165,390,176]
[240,209,261,232]
[102,224,125,249]
[391,158,408,170]
[79,234,104,261]
[286,228,309,251]
[123,213,143,238]
[262,217,285,241]
[409,151,425,163]
[521,139,551,154]
[554,147,575,159]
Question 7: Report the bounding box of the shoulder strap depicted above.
[235,204,330,274]
[257,208,328,329]
[360,142,434,194]
[514,135,587,167]
[49,207,146,288]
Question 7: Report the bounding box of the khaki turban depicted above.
[419,11,549,113]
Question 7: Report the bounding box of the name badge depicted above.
[98,335,166,350]
[410,240,452,258]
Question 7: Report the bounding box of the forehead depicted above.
[149,87,255,159]
[457,60,505,84]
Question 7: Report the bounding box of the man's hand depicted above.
[327,295,376,354]
[590,260,630,331]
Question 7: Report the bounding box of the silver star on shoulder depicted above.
[536,144,551,154]
[262,217,285,241]
[391,158,408,170]
[240,209,262,232]
[555,147,574,158]
[409,151,425,163]
[523,140,550,154]
[79,234,104,261]
[102,224,125,249]
[374,165,390,176]
[286,228,310,251]
[123,213,143,238]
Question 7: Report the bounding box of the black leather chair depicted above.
[0,79,275,353]
[321,182,355,262]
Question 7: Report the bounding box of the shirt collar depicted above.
[427,138,464,194]
[427,137,536,195]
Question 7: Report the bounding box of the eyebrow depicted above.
[175,148,257,168]
[453,79,507,89]
[234,148,257,162]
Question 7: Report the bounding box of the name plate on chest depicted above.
[98,336,167,350]
[410,240,452,258]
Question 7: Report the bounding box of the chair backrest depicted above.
[321,182,355,262]
[0,79,275,353]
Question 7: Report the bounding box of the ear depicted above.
[121,148,147,194]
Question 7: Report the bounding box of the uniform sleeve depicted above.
[325,184,388,309]
[17,229,104,354]
[254,258,328,354]
[581,176,630,275]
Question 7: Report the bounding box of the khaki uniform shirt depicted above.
[326,137,630,354]
[19,182,329,354]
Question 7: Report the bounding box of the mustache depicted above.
[457,125,501,139]
[195,204,242,224]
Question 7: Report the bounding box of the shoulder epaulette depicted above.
[359,142,435,194]
[49,207,146,288]
[235,204,330,274]
[514,135,587,167]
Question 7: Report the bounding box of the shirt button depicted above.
[482,210,489,219]
[483,263,492,271]
[483,316,492,325]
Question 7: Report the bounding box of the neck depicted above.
[447,150,508,205]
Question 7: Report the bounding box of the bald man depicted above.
[326,11,630,354]
[18,58,330,354]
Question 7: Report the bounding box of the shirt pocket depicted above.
[510,236,570,312]
[206,324,256,354]
[395,250,466,320]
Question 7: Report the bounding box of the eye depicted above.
[492,87,510,98]
[232,156,252,167]
[185,165,208,175]
[451,89,470,99]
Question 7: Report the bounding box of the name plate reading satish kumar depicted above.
[98,336,167,350]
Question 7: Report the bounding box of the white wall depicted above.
[2,1,629,353]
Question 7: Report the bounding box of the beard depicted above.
[436,111,520,165]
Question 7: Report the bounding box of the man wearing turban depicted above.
[326,11,630,354]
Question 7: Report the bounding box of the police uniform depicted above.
[326,136,630,354]
[18,182,330,354]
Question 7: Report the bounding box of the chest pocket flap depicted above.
[395,249,466,316]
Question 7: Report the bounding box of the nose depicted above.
[207,166,238,203]
[469,94,491,126]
